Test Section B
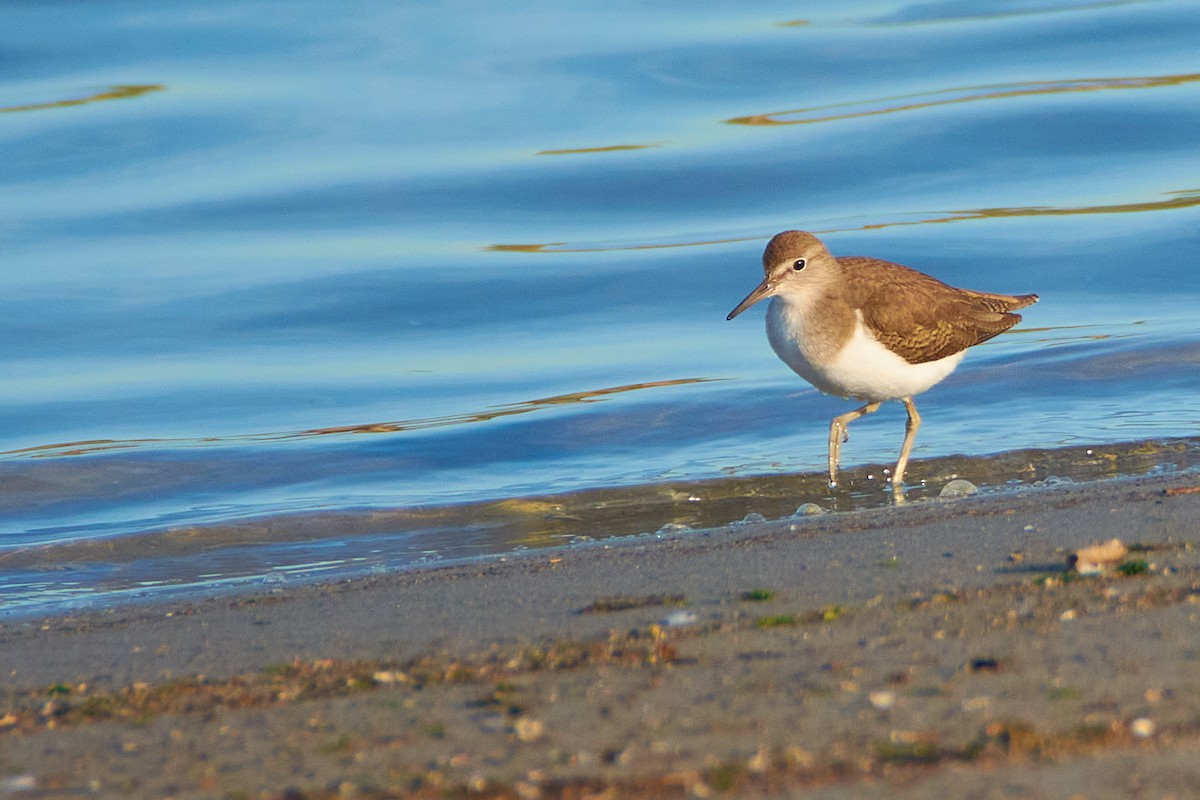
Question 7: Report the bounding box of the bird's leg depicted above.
[828,401,881,486]
[892,397,921,487]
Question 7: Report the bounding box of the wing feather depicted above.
[839,257,1037,365]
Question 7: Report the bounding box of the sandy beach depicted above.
[2,468,1199,799]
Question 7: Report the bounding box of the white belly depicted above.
[766,297,964,401]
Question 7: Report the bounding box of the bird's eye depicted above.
[792,258,806,271]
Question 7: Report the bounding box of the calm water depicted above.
[3,0,1199,615]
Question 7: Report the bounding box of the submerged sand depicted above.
[1,465,1199,798]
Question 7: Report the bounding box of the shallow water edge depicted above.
[2,436,1198,620]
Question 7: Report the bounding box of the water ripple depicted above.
[487,189,1200,254]
[726,72,1200,126]
[0,84,163,114]
[847,0,1159,28]
[0,378,716,461]
[536,142,665,156]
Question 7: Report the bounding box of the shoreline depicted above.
[4,468,1200,683]
[1,470,1199,796]
[4,435,1199,622]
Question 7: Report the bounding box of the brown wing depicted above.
[839,257,1038,365]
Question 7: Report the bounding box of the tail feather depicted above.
[962,289,1039,313]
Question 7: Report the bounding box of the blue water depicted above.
[3,0,1200,614]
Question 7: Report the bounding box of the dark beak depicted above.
[726,277,774,320]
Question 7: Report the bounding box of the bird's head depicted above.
[727,230,837,320]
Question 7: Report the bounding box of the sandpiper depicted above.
[727,230,1037,488]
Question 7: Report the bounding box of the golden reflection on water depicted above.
[0,84,164,114]
[855,189,1200,235]
[536,143,664,156]
[0,378,715,460]
[726,73,1200,126]
[488,243,571,253]
[487,189,1200,254]
[487,235,759,254]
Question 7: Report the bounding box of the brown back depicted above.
[839,256,1038,365]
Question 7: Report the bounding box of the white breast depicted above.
[766,298,964,402]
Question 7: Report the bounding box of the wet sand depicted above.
[2,469,1200,798]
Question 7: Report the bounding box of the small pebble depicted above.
[962,696,992,711]
[372,670,407,684]
[1038,475,1073,487]
[739,513,767,525]
[513,782,542,800]
[792,503,825,516]
[514,717,545,743]
[1069,538,1128,574]
[939,479,978,498]
[868,691,896,710]
[1131,717,1155,738]
[663,610,698,628]
[0,776,35,792]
